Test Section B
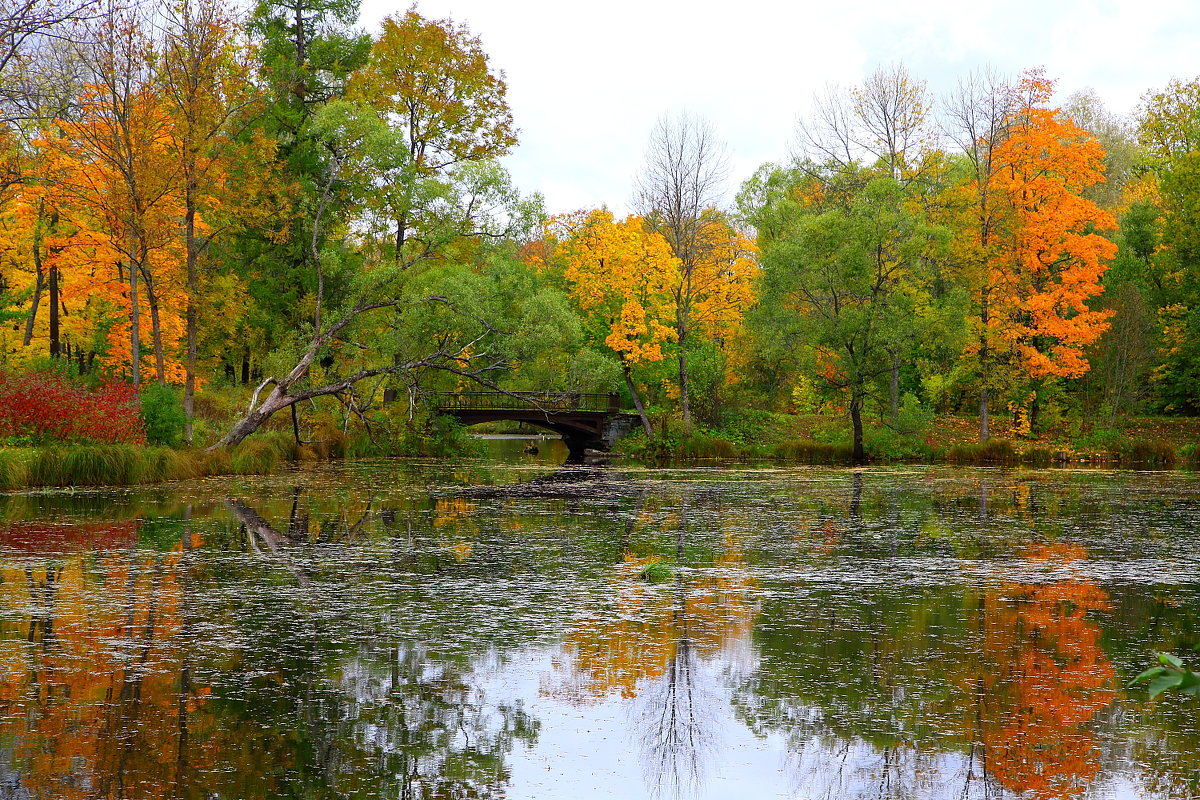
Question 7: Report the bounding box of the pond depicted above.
[1,446,1199,799]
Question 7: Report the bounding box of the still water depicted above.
[1,441,1199,799]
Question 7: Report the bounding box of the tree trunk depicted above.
[979,387,990,442]
[48,265,60,358]
[850,388,865,464]
[23,260,43,348]
[139,264,167,383]
[622,361,653,439]
[129,252,140,391]
[889,349,900,418]
[677,309,691,432]
[184,177,198,442]
[214,387,294,448]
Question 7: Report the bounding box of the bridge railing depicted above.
[433,391,619,413]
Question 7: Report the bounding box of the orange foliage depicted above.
[547,209,679,365]
[990,72,1118,379]
[980,543,1116,800]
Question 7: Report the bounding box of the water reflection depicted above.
[0,464,1195,799]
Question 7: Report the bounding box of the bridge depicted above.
[431,391,638,462]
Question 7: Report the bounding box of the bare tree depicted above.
[796,64,935,181]
[635,113,729,431]
[0,0,100,90]
[941,68,1018,442]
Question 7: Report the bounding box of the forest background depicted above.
[1,0,1199,473]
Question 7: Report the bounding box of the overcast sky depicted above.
[357,0,1200,215]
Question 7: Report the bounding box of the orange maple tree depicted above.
[991,72,1117,382]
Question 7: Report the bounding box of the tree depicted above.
[211,11,535,448]
[160,0,265,440]
[944,70,1114,436]
[754,170,943,462]
[547,208,678,437]
[942,68,1021,440]
[636,113,734,432]
[346,8,517,267]
[38,5,185,386]
[988,72,1116,428]
[1138,76,1200,413]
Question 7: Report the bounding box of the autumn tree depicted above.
[160,0,266,439]
[346,8,517,267]
[547,209,678,437]
[942,68,1020,440]
[37,5,186,386]
[989,71,1116,429]
[212,11,535,448]
[944,70,1114,436]
[636,114,736,431]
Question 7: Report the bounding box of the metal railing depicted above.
[432,391,619,413]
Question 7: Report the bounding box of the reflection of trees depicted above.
[551,490,759,799]
[972,544,1115,800]
[737,533,1118,798]
[0,520,188,800]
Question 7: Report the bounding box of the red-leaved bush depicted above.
[0,371,145,445]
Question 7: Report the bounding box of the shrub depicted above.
[0,371,144,445]
[140,383,187,446]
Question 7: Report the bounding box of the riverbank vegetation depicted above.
[0,0,1198,477]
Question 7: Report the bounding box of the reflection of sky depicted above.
[484,648,795,800]
[477,648,1160,800]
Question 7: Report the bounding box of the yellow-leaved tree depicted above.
[548,209,678,437]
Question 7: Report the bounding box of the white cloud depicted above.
[357,0,1200,214]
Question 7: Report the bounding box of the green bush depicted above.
[140,383,187,447]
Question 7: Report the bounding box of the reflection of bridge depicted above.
[433,392,638,462]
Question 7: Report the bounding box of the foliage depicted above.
[140,383,188,446]
[0,371,144,445]
[1130,651,1200,698]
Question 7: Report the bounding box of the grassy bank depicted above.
[0,433,320,491]
[616,409,1200,468]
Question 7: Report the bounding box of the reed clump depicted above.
[947,438,1017,465]
[1110,439,1177,467]
[0,449,29,490]
[677,433,736,459]
[772,439,856,464]
[0,432,308,489]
